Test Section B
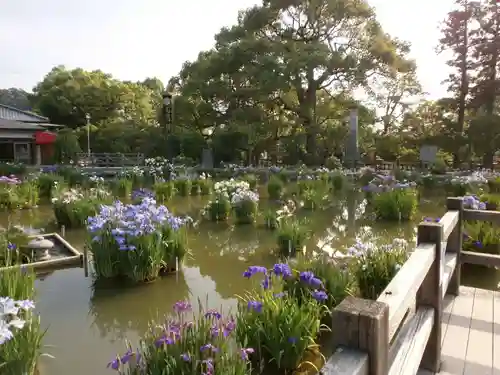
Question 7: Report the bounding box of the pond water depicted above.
[0,192,498,375]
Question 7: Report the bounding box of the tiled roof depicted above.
[0,118,45,130]
[0,104,49,122]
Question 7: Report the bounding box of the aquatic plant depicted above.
[109,301,252,375]
[284,255,356,322]
[366,181,418,221]
[232,189,259,225]
[152,182,174,203]
[197,174,212,195]
[51,187,110,229]
[463,221,500,255]
[276,218,308,257]
[266,175,284,200]
[479,193,500,210]
[214,179,251,200]
[36,173,65,200]
[110,178,133,198]
[240,174,258,190]
[174,177,192,197]
[0,264,45,375]
[204,197,232,222]
[487,176,500,193]
[349,239,409,300]
[0,176,39,210]
[236,264,324,371]
[87,198,190,283]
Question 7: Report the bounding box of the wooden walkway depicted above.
[418,286,500,375]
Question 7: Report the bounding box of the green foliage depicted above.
[330,173,345,191]
[110,178,133,198]
[153,182,174,203]
[267,176,284,200]
[372,188,418,221]
[205,197,231,222]
[0,267,45,375]
[236,273,322,371]
[463,221,500,254]
[0,163,26,177]
[174,178,191,197]
[53,128,81,163]
[121,302,252,375]
[0,180,39,210]
[276,219,308,257]
[36,173,65,200]
[350,240,409,300]
[480,193,500,210]
[198,178,213,195]
[487,177,500,193]
[233,199,258,225]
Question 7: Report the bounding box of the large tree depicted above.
[0,88,32,110]
[170,0,413,165]
[31,66,159,127]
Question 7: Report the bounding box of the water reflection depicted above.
[0,192,497,375]
[89,271,190,340]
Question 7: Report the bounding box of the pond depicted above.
[0,192,498,375]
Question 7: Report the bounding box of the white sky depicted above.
[0,0,454,98]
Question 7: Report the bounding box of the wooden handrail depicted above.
[76,152,145,167]
[320,197,471,375]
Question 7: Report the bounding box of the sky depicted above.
[0,0,455,99]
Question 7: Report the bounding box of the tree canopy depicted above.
[2,0,500,167]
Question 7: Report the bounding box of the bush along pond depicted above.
[1,163,500,375]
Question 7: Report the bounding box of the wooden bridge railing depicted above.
[321,197,500,375]
[76,153,145,167]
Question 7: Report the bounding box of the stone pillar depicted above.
[35,144,42,165]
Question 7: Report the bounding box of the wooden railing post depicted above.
[416,222,443,372]
[446,197,463,295]
[332,296,389,375]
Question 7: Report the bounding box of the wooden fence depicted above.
[76,153,145,167]
[320,197,500,375]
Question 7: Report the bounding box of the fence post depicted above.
[446,197,463,296]
[332,296,389,375]
[416,222,443,372]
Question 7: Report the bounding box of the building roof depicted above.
[0,103,49,122]
[0,118,46,131]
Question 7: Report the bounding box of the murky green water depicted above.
[0,192,498,375]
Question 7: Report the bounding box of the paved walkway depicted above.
[418,286,500,375]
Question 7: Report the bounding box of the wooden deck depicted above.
[417,286,500,375]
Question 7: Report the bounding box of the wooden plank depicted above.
[441,253,457,300]
[461,250,500,268]
[494,290,500,375]
[416,223,443,372]
[463,209,500,225]
[319,348,369,375]
[388,307,434,375]
[446,198,463,296]
[439,211,459,241]
[377,243,435,341]
[440,286,474,375]
[464,288,494,375]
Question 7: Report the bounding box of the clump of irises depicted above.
[107,301,253,375]
[87,198,191,283]
[0,297,34,345]
[235,263,325,371]
[463,195,486,210]
[362,176,418,221]
[349,239,409,300]
[0,175,39,210]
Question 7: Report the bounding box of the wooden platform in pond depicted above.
[416,286,500,375]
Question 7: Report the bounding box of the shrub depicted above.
[276,219,308,257]
[487,176,500,193]
[87,198,190,283]
[198,176,212,195]
[480,193,500,210]
[325,155,342,170]
[267,176,284,200]
[236,264,323,372]
[0,162,27,177]
[110,301,252,374]
[330,172,345,191]
[241,174,258,190]
[153,182,174,203]
[349,239,409,300]
[56,166,86,187]
[419,174,438,189]
[371,186,418,221]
